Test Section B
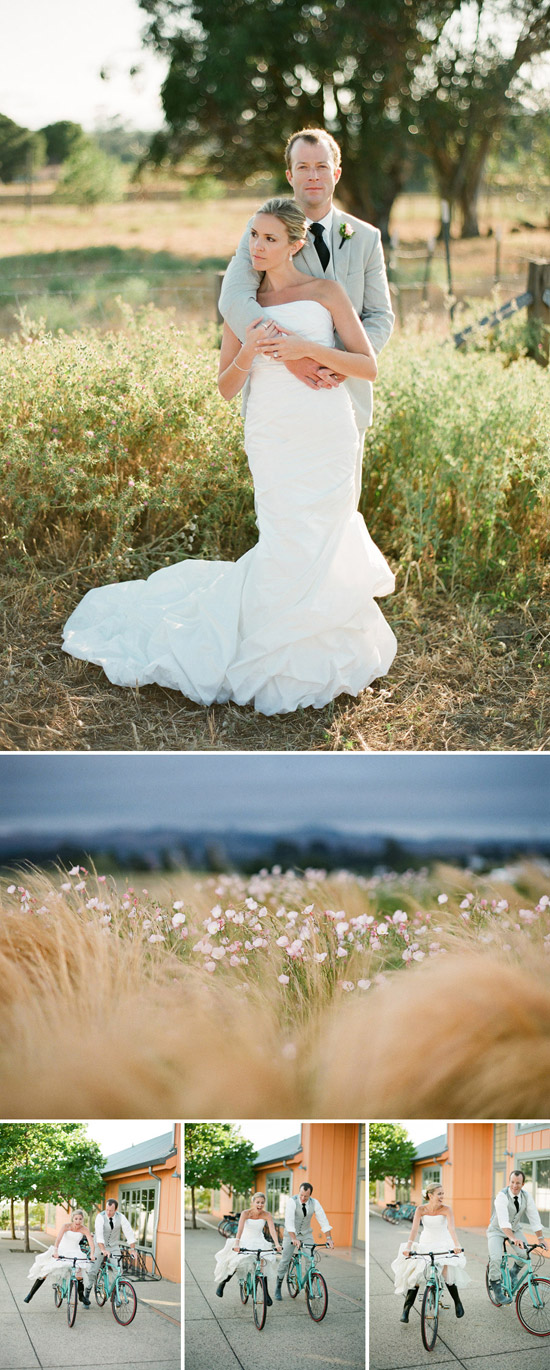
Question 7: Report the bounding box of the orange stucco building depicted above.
[45,1125,181,1282]
[212,1123,365,1248]
[376,1122,550,1234]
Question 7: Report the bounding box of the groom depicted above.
[83,1199,137,1305]
[219,126,394,503]
[275,1182,334,1301]
[487,1169,547,1303]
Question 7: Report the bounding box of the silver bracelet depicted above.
[233,358,250,373]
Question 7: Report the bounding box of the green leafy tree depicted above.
[55,138,125,205]
[0,113,46,183]
[137,0,456,238]
[39,120,85,165]
[185,1124,256,1229]
[369,1124,417,1185]
[0,1124,105,1251]
[412,0,550,235]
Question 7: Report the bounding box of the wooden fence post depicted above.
[527,259,550,366]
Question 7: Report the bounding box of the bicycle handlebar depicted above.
[503,1238,545,1253]
[405,1248,464,1259]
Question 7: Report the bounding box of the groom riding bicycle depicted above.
[487,1169,548,1304]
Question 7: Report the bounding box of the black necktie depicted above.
[109,1217,114,1229]
[514,1196,519,1213]
[309,223,330,272]
[302,1203,307,1217]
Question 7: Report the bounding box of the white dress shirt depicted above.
[285,1194,332,1234]
[494,1188,543,1232]
[94,1211,137,1245]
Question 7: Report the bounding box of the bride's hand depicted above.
[239,318,282,366]
[258,327,306,363]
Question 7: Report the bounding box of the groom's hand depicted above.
[284,358,343,389]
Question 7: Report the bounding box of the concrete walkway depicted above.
[185,1222,366,1369]
[0,1233,181,1370]
[370,1209,550,1370]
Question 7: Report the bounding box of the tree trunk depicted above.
[24,1196,30,1252]
[191,1185,196,1230]
[10,1199,15,1240]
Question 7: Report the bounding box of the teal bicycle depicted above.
[237,1248,274,1330]
[52,1257,89,1328]
[94,1254,137,1325]
[287,1241,329,1322]
[407,1248,464,1352]
[486,1238,550,1337]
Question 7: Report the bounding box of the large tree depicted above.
[137,0,456,238]
[185,1123,256,1229]
[412,1,550,235]
[0,1124,105,1251]
[369,1124,417,1185]
[0,114,45,183]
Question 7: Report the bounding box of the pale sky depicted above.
[85,1120,174,1159]
[0,0,168,131]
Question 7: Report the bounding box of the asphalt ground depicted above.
[369,1209,550,1370]
[185,1218,366,1369]
[0,1233,181,1370]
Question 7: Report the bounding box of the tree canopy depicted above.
[369,1123,417,1184]
[185,1123,256,1194]
[0,113,46,183]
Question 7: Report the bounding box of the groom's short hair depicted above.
[285,128,341,170]
[106,1198,119,1208]
[300,1182,313,1195]
[509,1170,525,1183]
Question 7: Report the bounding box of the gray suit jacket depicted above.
[218,206,394,430]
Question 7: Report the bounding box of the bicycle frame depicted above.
[52,1256,88,1328]
[407,1247,464,1353]
[95,1254,138,1326]
[287,1241,329,1322]
[237,1247,272,1331]
[487,1238,550,1336]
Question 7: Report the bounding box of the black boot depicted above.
[24,1278,46,1304]
[400,1287,418,1322]
[77,1282,91,1306]
[446,1282,464,1317]
[216,1275,233,1298]
[265,1278,272,1307]
[275,1278,283,1301]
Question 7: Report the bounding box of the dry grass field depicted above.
[1,860,549,1118]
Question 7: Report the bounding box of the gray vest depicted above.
[290,1196,314,1235]
[487,1188,528,1236]
[101,1211,123,1248]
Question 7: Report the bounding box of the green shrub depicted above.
[1,307,548,599]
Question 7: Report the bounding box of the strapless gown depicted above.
[214,1216,278,1281]
[27,1229,91,1282]
[391,1214,470,1293]
[63,300,396,715]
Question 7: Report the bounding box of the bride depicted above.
[24,1208,94,1306]
[391,1182,470,1323]
[63,197,396,716]
[215,1192,282,1303]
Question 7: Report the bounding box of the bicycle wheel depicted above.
[67,1278,78,1328]
[111,1277,137,1325]
[53,1283,62,1308]
[95,1270,108,1306]
[421,1283,438,1352]
[306,1271,328,1323]
[239,1276,249,1305]
[112,1278,137,1326]
[287,1258,300,1298]
[516,1278,550,1337]
[253,1273,267,1330]
[485,1262,503,1307]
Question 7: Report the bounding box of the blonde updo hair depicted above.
[255,197,307,245]
[251,1192,266,1204]
[423,1183,443,1203]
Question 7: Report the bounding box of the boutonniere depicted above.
[338,222,355,249]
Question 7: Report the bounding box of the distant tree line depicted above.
[137,0,550,237]
[0,116,149,204]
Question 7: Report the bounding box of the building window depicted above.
[119,1185,157,1249]
[421,1167,442,1190]
[265,1174,291,1218]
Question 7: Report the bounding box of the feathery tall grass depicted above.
[1,861,549,1118]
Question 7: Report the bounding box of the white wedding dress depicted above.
[215,1216,278,1281]
[392,1214,470,1294]
[27,1229,91,1282]
[63,300,396,715]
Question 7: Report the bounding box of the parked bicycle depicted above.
[382,1203,400,1224]
[287,1241,329,1322]
[52,1257,89,1328]
[237,1248,275,1330]
[218,1213,240,1237]
[406,1248,464,1352]
[486,1238,550,1337]
[94,1254,137,1325]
